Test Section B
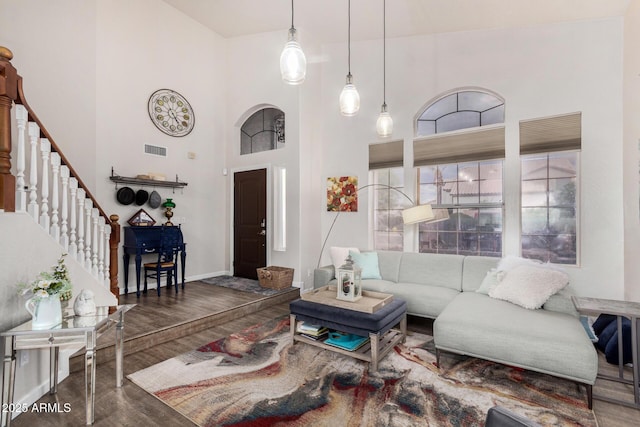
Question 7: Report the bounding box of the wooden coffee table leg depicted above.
[369,332,379,372]
[400,314,407,342]
[289,314,297,344]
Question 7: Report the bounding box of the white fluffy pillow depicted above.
[329,247,360,277]
[489,264,570,309]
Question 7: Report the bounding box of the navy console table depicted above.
[123,225,186,296]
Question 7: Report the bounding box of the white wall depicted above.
[94,0,228,289]
[316,18,626,299]
[224,31,304,285]
[623,0,640,302]
[0,0,97,188]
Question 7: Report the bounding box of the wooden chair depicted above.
[143,226,183,296]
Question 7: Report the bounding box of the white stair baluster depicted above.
[84,198,93,271]
[103,224,111,287]
[60,166,70,250]
[91,208,99,277]
[76,188,85,264]
[14,105,27,211]
[39,138,51,232]
[27,122,40,222]
[97,216,105,281]
[68,177,78,256]
[49,152,60,242]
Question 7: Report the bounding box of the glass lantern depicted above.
[336,255,362,302]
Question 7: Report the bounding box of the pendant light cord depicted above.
[291,0,295,29]
[383,0,386,105]
[348,0,352,76]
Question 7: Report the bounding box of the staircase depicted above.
[0,46,120,312]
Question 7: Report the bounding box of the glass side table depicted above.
[572,296,640,409]
[1,304,135,426]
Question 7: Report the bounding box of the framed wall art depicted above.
[327,176,358,212]
[128,209,156,226]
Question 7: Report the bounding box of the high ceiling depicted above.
[161,0,630,43]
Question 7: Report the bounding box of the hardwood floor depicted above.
[8,282,639,426]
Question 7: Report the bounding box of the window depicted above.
[371,168,407,251]
[240,108,285,155]
[417,160,503,257]
[416,90,504,137]
[521,152,578,264]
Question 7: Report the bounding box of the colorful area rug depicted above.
[201,275,289,296]
[128,317,596,427]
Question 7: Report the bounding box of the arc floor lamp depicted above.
[317,183,446,268]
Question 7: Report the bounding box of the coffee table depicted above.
[289,296,407,372]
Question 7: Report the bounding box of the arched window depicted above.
[241,108,285,155]
[414,89,505,257]
[416,90,504,137]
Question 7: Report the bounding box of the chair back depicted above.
[157,226,183,263]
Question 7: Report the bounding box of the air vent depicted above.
[144,144,167,157]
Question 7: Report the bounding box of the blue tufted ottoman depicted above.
[289,298,407,371]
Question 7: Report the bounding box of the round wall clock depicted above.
[147,89,195,137]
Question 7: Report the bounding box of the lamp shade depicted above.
[280,28,306,85]
[376,109,393,137]
[340,75,360,116]
[402,204,434,225]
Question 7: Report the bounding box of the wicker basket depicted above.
[256,266,294,290]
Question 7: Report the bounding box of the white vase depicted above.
[25,294,62,330]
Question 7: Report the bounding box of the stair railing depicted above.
[0,46,120,301]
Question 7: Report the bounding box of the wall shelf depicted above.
[110,168,187,189]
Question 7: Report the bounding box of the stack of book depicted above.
[324,332,370,351]
[296,322,328,340]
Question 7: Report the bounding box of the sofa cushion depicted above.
[462,256,500,292]
[476,269,500,295]
[434,292,598,384]
[398,253,464,291]
[542,288,578,317]
[392,282,459,318]
[376,250,403,282]
[349,250,382,279]
[488,264,569,309]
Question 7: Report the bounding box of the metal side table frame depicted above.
[1,304,134,426]
[572,296,640,409]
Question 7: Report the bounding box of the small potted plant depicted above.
[18,255,72,329]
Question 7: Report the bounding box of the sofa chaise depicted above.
[314,250,598,408]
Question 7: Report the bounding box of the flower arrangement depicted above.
[18,255,72,301]
[327,176,358,212]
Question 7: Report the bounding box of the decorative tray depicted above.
[301,285,394,314]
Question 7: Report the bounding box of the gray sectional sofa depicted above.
[314,251,598,407]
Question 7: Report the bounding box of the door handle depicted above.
[257,230,266,236]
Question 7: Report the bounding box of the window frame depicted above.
[520,150,580,266]
[369,167,407,252]
[416,159,505,258]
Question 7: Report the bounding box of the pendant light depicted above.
[376,0,393,137]
[339,0,360,116]
[280,0,306,85]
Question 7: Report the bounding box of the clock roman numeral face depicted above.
[148,89,195,137]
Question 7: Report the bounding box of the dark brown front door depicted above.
[233,169,267,279]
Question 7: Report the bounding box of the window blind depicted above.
[519,112,581,155]
[413,125,505,166]
[369,140,404,169]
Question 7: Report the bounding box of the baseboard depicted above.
[185,271,230,282]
